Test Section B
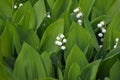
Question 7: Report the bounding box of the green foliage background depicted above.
[0,0,120,80]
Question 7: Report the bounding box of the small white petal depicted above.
[55,41,59,45]
[60,34,64,38]
[56,36,60,40]
[77,19,82,23]
[14,5,17,9]
[63,39,67,43]
[115,38,119,42]
[99,45,103,48]
[98,33,103,37]
[73,8,79,13]
[100,21,105,26]
[97,23,102,28]
[113,45,117,48]
[76,12,83,18]
[58,41,62,46]
[47,14,51,18]
[101,28,106,33]
[61,46,66,50]
[19,3,23,7]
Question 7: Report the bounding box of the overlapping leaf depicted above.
[14,42,46,80]
[39,19,64,53]
[14,27,39,54]
[64,45,88,80]
[12,1,35,29]
[0,21,14,60]
[33,0,46,31]
[64,22,92,60]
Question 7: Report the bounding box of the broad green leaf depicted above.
[110,60,120,80]
[0,62,15,80]
[0,21,14,60]
[84,16,99,51]
[63,0,72,12]
[0,19,4,35]
[33,0,46,31]
[39,19,64,53]
[64,22,92,60]
[57,67,63,80]
[51,0,64,19]
[94,0,115,16]
[81,60,101,80]
[68,0,79,12]
[14,42,46,80]
[68,63,81,80]
[79,0,95,17]
[98,53,120,79]
[12,1,35,29]
[105,46,120,58]
[64,45,88,80]
[47,0,54,9]
[107,0,120,17]
[0,0,13,20]
[60,11,71,34]
[104,12,120,51]
[41,51,53,77]
[14,27,39,54]
[43,77,56,80]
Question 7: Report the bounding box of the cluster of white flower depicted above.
[55,34,67,50]
[14,3,23,9]
[97,21,106,42]
[113,38,119,48]
[97,21,106,48]
[73,7,83,25]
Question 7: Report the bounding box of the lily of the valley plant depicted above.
[0,0,120,80]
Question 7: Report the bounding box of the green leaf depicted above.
[60,11,71,34]
[81,60,101,80]
[94,0,115,16]
[68,63,81,80]
[57,67,63,80]
[104,12,120,51]
[42,77,56,80]
[79,0,95,17]
[41,51,53,77]
[14,42,46,80]
[14,27,39,54]
[64,22,92,60]
[33,0,46,31]
[105,46,120,58]
[64,45,88,80]
[0,62,15,80]
[110,60,120,80]
[0,21,14,60]
[0,19,4,35]
[12,1,35,29]
[84,16,99,51]
[0,0,13,19]
[107,0,120,17]
[47,0,54,9]
[51,0,64,19]
[98,52,120,79]
[39,19,64,53]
